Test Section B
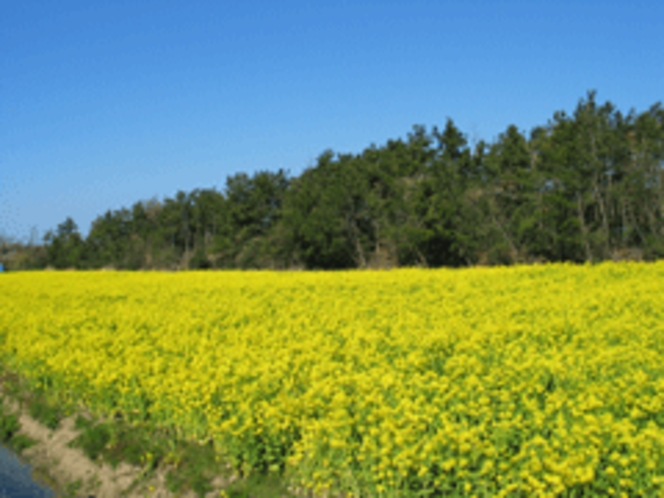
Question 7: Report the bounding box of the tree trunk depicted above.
[346,215,367,268]
[577,193,593,262]
[488,197,520,264]
[593,175,611,257]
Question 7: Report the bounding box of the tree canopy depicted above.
[6,92,663,271]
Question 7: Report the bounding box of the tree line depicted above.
[3,91,663,271]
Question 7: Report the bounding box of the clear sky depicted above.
[2,0,662,241]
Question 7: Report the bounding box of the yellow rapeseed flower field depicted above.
[2,262,664,496]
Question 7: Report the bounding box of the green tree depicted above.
[44,217,84,269]
[282,152,359,269]
[220,169,290,268]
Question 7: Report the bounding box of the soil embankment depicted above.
[0,391,228,498]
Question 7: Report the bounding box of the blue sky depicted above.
[1,0,662,241]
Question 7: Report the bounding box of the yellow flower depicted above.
[1,263,663,496]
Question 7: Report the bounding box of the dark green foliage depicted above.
[189,246,212,269]
[282,151,366,269]
[0,408,20,443]
[69,419,112,462]
[165,440,217,497]
[23,92,663,271]
[70,416,162,469]
[0,402,36,452]
[224,473,293,498]
[42,217,85,269]
[9,434,36,452]
[28,397,63,430]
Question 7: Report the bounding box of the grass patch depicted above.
[0,405,20,443]
[8,433,36,452]
[1,367,68,431]
[70,414,163,470]
[224,473,293,498]
[69,414,230,496]
[28,397,63,430]
[62,479,83,498]
[69,416,235,496]
[2,364,296,497]
[164,439,219,497]
[69,413,296,497]
[69,417,112,462]
[0,397,37,453]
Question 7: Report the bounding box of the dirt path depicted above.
[1,395,227,498]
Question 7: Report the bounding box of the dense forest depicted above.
[3,91,663,271]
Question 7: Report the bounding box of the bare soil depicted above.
[1,395,228,498]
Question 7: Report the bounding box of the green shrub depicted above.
[28,398,62,430]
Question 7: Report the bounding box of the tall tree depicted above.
[44,217,84,268]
